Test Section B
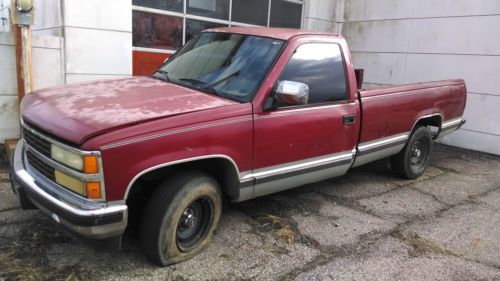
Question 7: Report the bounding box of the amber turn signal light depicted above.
[86,182,102,199]
[83,155,98,174]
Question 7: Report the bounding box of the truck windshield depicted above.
[155,32,285,102]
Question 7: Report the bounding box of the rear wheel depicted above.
[391,126,433,179]
[140,171,222,266]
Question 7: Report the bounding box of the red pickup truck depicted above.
[10,27,466,266]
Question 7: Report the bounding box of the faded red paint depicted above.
[21,76,237,145]
[132,51,171,76]
[20,27,467,201]
[359,80,467,142]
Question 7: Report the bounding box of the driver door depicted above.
[252,42,359,197]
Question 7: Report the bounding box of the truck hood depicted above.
[21,77,237,145]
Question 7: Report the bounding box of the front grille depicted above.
[23,127,51,157]
[26,150,55,181]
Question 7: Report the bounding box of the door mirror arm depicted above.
[263,83,279,111]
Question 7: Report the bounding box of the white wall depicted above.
[62,0,132,83]
[0,32,64,142]
[340,0,500,155]
[31,0,133,83]
[32,0,63,36]
[0,0,9,32]
[303,0,339,32]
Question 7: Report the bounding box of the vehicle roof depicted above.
[204,27,340,41]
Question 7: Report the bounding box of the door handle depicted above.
[343,115,356,125]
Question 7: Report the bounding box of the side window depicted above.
[278,43,348,106]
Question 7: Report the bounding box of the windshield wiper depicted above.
[178,70,240,98]
[152,70,170,82]
[208,70,240,87]
[178,78,208,85]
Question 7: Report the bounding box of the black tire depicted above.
[391,126,433,179]
[140,171,222,266]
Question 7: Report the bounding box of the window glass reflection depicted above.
[187,0,230,20]
[185,19,226,42]
[161,32,284,102]
[133,11,183,50]
[232,0,268,26]
[270,0,302,28]
[278,43,347,105]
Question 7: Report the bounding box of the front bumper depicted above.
[10,140,128,239]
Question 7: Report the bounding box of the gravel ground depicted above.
[1,144,500,281]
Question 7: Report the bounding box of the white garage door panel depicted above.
[351,52,406,85]
[32,48,63,91]
[441,129,500,156]
[64,0,132,32]
[413,0,500,18]
[65,27,132,75]
[342,20,411,53]
[0,45,17,96]
[404,54,500,95]
[344,0,413,21]
[461,94,500,136]
[0,96,20,141]
[408,16,500,55]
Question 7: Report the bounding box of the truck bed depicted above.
[353,79,466,167]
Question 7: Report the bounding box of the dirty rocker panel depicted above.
[243,150,355,199]
[353,133,409,167]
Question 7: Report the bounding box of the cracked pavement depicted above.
[1,144,500,281]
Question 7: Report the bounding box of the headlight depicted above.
[50,144,103,200]
[55,170,85,195]
[51,144,99,173]
[54,170,102,199]
[51,144,83,170]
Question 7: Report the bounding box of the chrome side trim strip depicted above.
[436,117,464,140]
[242,151,353,181]
[101,117,253,150]
[124,154,242,200]
[357,133,409,154]
[251,151,354,198]
[442,117,463,129]
[353,133,409,168]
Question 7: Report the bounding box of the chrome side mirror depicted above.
[275,80,309,106]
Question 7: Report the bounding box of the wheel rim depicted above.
[410,139,428,169]
[176,197,213,251]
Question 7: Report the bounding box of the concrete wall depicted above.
[303,0,339,32]
[27,0,133,83]
[0,0,9,32]
[33,0,132,83]
[0,32,64,142]
[340,0,500,155]
[62,0,132,83]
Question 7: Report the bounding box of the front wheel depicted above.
[140,171,222,266]
[391,126,433,179]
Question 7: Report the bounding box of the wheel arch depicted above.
[124,155,242,203]
[410,113,443,138]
